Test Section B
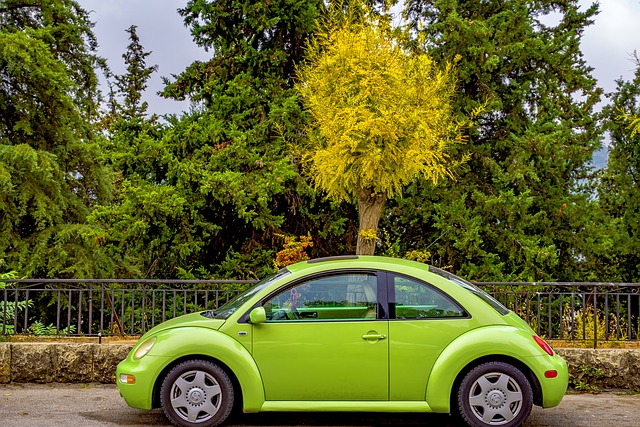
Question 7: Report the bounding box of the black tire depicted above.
[160,359,234,427]
[456,362,533,427]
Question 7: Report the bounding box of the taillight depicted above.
[533,335,554,356]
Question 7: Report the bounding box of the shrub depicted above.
[0,271,32,334]
[561,305,629,343]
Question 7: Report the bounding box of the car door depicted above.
[387,272,474,401]
[251,271,389,401]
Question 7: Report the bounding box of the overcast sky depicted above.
[77,0,640,117]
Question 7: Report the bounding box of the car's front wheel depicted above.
[457,361,533,427]
[160,359,234,427]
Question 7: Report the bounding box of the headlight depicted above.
[133,337,156,360]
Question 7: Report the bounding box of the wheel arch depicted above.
[426,326,545,413]
[151,354,246,410]
[146,327,265,412]
[448,354,543,414]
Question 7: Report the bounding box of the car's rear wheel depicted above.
[457,361,533,427]
[160,359,234,427]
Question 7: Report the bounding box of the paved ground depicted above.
[0,383,639,426]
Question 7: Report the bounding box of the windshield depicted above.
[206,269,291,320]
[429,266,510,315]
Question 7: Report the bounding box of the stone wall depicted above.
[0,343,639,390]
[0,342,132,383]
[557,348,640,390]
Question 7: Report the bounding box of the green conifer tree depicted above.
[91,0,352,279]
[112,25,158,122]
[599,53,640,281]
[0,0,112,277]
[88,23,172,278]
[156,0,329,278]
[384,0,603,280]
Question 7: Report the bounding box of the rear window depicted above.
[429,266,510,316]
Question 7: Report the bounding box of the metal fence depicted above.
[2,279,640,346]
[479,281,640,347]
[0,279,253,337]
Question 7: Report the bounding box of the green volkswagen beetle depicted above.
[116,256,567,427]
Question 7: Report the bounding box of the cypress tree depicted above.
[599,54,640,281]
[90,0,351,279]
[157,0,330,278]
[384,0,603,280]
[0,0,112,277]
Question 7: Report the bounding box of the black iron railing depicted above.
[478,282,640,347]
[0,279,254,337]
[2,279,639,346]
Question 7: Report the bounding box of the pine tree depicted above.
[88,23,174,278]
[111,25,158,122]
[90,0,346,278]
[386,0,603,280]
[599,53,640,281]
[158,0,327,278]
[102,24,162,181]
[0,0,112,277]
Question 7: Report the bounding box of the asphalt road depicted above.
[1,383,638,426]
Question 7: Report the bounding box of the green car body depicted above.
[117,256,568,427]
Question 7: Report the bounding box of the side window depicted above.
[264,273,378,322]
[393,275,465,319]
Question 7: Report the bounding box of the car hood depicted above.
[140,311,226,339]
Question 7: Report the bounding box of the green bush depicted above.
[0,271,32,334]
[571,365,605,393]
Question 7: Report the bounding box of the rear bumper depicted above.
[531,353,568,408]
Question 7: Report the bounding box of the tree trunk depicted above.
[356,187,387,255]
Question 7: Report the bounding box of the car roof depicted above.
[285,255,432,275]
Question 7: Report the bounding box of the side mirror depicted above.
[249,306,266,324]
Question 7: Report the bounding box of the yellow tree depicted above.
[621,111,640,136]
[295,4,469,255]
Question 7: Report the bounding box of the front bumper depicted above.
[116,353,169,410]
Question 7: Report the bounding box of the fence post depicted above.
[100,283,104,335]
[593,285,598,349]
[88,283,93,335]
[23,289,29,332]
[1,289,6,334]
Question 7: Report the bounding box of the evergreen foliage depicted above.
[155,0,345,278]
[88,24,172,278]
[599,53,640,281]
[109,25,158,123]
[388,0,603,280]
[0,0,112,277]
[0,0,637,283]
[89,0,354,279]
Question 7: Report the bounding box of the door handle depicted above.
[362,333,387,340]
